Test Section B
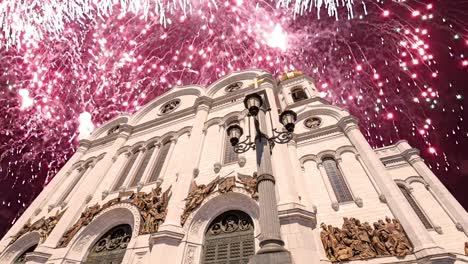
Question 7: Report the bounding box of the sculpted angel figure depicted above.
[218,176,236,194]
[58,204,101,247]
[181,177,219,226]
[236,172,258,199]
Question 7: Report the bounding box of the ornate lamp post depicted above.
[226,93,297,263]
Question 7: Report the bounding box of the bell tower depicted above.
[277,71,323,108]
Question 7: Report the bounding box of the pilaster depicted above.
[338,116,445,258]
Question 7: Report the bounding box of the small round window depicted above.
[108,125,121,135]
[304,117,322,129]
[160,99,181,115]
[225,82,243,93]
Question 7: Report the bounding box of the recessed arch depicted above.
[62,203,141,262]
[88,115,130,141]
[0,232,40,264]
[129,86,204,125]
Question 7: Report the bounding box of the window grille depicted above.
[83,224,131,264]
[112,152,138,191]
[322,158,353,203]
[291,87,308,102]
[148,141,171,183]
[202,211,255,264]
[129,145,156,187]
[223,125,239,164]
[14,245,37,264]
[398,185,433,229]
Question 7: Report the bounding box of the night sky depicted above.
[0,0,467,239]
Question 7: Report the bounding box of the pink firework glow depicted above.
[0,0,467,234]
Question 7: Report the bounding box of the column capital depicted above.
[337,116,359,133]
[257,173,275,183]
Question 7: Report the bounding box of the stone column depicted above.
[355,153,386,202]
[62,162,96,208]
[287,140,314,209]
[402,147,468,235]
[338,117,443,257]
[317,162,339,211]
[250,109,292,264]
[140,142,161,184]
[121,147,147,188]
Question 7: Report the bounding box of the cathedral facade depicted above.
[1,69,467,264]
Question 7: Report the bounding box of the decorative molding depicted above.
[354,197,363,207]
[238,156,246,167]
[185,245,197,264]
[213,162,221,173]
[331,202,339,211]
[25,251,52,263]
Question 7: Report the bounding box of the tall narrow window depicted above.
[14,244,37,264]
[129,145,156,187]
[202,211,255,264]
[112,151,138,191]
[148,141,171,183]
[83,224,131,264]
[223,123,239,164]
[56,166,88,205]
[398,185,433,229]
[322,158,353,203]
[291,87,308,102]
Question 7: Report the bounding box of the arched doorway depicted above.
[13,244,37,264]
[202,210,255,264]
[83,224,131,264]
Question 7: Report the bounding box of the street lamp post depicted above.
[226,93,297,264]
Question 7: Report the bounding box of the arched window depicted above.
[129,144,156,187]
[112,150,139,191]
[322,158,353,203]
[56,166,88,205]
[14,244,37,264]
[148,141,171,183]
[83,224,131,264]
[223,122,239,164]
[291,87,308,102]
[202,211,255,264]
[398,184,433,229]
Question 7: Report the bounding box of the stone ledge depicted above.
[25,251,52,263]
[278,203,316,228]
[149,225,185,246]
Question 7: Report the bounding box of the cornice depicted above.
[295,125,342,143]
[284,96,331,110]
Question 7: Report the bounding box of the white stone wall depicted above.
[1,70,467,264]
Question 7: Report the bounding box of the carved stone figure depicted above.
[131,186,172,234]
[58,204,101,247]
[320,217,413,262]
[9,210,65,246]
[237,172,258,199]
[181,177,219,226]
[218,176,236,194]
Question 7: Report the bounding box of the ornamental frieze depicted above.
[320,217,413,262]
[57,186,171,248]
[180,173,258,226]
[9,210,65,246]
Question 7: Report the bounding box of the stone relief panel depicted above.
[185,245,197,264]
[58,186,171,248]
[181,173,258,226]
[8,209,65,246]
[320,217,413,262]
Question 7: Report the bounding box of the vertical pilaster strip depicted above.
[338,117,442,254]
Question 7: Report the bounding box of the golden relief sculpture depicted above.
[320,217,413,262]
[9,210,65,246]
[180,173,258,226]
[57,186,171,248]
